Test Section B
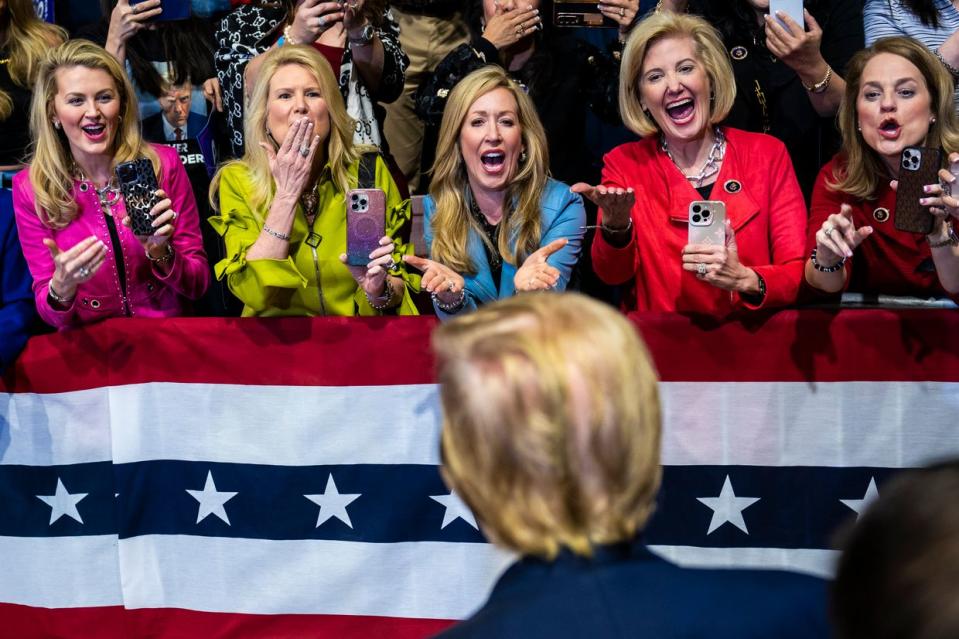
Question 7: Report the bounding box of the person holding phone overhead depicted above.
[209,45,418,317]
[403,66,586,320]
[577,11,805,317]
[804,37,959,300]
[12,40,209,329]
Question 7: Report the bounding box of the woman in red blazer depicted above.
[574,11,806,316]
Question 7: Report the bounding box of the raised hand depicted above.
[259,118,321,202]
[514,238,567,292]
[43,235,107,302]
[290,0,346,44]
[402,254,465,306]
[107,0,162,60]
[764,9,826,80]
[815,203,872,263]
[481,2,541,50]
[570,182,635,231]
[340,236,399,299]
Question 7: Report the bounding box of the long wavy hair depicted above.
[831,37,959,200]
[28,39,158,229]
[0,0,66,120]
[428,66,548,274]
[210,45,358,218]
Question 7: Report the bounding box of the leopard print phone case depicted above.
[115,158,160,236]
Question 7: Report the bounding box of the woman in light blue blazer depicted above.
[403,66,586,320]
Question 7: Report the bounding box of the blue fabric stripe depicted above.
[0,461,901,547]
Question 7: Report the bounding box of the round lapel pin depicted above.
[723,179,742,194]
[730,46,748,61]
[873,207,890,223]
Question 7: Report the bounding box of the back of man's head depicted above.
[431,292,662,560]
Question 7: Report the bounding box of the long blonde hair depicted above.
[0,0,66,121]
[832,37,959,199]
[434,293,663,559]
[209,45,358,218]
[28,39,158,229]
[428,66,548,274]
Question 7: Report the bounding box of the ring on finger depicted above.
[171,211,178,222]
[77,266,91,278]
[823,224,835,237]
[516,25,524,36]
[299,144,311,157]
[697,263,707,276]
[317,15,327,27]
[620,6,626,17]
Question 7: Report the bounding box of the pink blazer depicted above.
[13,144,209,329]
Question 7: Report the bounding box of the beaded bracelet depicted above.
[146,244,174,265]
[432,288,466,314]
[927,225,959,249]
[934,49,959,83]
[367,278,395,311]
[810,248,846,273]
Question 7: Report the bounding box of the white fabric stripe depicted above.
[0,389,113,466]
[5,381,959,468]
[118,535,514,619]
[0,534,123,608]
[649,545,837,580]
[108,383,444,466]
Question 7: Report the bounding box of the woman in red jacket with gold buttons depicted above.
[575,11,806,316]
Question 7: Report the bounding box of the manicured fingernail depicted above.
[923,185,932,193]
[920,197,930,205]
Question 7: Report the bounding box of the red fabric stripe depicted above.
[3,309,958,394]
[0,603,455,639]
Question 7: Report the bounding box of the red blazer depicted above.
[807,156,959,302]
[591,127,806,316]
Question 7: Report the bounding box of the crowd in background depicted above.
[1,0,959,364]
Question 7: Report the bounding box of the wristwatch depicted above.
[348,24,374,46]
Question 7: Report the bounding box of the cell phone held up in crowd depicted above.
[130,0,191,23]
[115,159,161,236]
[769,0,804,30]
[345,188,386,267]
[553,0,617,28]
[688,200,726,246]
[895,145,942,235]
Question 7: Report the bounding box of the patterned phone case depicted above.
[346,188,386,266]
[115,159,160,236]
[688,201,727,246]
[895,146,941,235]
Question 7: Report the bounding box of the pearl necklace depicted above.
[660,127,726,188]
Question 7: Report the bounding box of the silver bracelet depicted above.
[432,288,466,313]
[146,244,174,265]
[601,217,633,235]
[47,282,75,305]
[935,49,959,81]
[367,278,395,310]
[263,224,291,242]
[928,225,959,249]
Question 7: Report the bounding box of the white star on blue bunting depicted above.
[186,470,238,525]
[430,489,478,530]
[840,476,879,519]
[36,477,88,525]
[304,474,361,528]
[697,475,760,535]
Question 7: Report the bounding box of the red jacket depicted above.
[13,145,209,329]
[807,156,959,301]
[591,128,806,316]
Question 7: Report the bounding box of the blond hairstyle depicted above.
[0,0,66,121]
[428,66,549,274]
[209,45,358,217]
[28,39,157,229]
[433,292,663,560]
[831,37,959,200]
[620,12,735,138]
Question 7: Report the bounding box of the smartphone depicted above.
[553,0,617,28]
[130,0,191,22]
[116,159,161,236]
[345,188,386,266]
[769,0,803,30]
[895,146,942,235]
[688,200,726,246]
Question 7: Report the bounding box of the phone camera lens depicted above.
[351,203,358,211]
[703,210,711,219]
[351,194,359,201]
[692,205,701,213]
[692,214,701,223]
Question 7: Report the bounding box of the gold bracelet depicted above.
[802,66,833,94]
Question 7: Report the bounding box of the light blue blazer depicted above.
[424,178,586,320]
